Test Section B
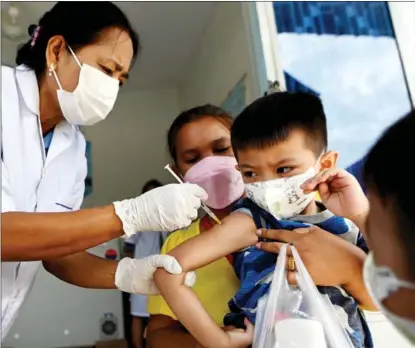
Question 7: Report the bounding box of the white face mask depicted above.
[51,46,119,126]
[364,252,415,343]
[245,165,317,219]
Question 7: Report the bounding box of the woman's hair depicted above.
[363,108,415,278]
[142,179,163,194]
[167,104,233,162]
[16,2,140,77]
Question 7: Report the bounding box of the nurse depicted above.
[1,2,204,339]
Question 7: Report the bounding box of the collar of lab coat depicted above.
[15,64,78,141]
[15,65,40,116]
[14,65,79,162]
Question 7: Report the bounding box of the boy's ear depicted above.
[319,151,339,170]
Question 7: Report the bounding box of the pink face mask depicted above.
[183,156,245,209]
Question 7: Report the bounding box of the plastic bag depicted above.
[253,244,354,348]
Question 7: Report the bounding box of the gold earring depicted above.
[48,63,55,76]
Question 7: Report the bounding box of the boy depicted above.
[154,92,373,348]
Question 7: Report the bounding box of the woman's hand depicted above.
[301,168,369,228]
[257,226,366,287]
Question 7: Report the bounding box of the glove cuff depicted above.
[114,257,134,293]
[113,200,137,237]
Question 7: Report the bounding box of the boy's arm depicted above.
[154,213,257,348]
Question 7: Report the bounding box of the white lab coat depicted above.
[1,65,87,340]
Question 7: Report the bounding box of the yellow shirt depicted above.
[147,220,240,326]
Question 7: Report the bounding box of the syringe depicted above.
[164,164,222,225]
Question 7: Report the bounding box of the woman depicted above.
[1,2,204,340]
[300,109,415,344]
[146,105,246,348]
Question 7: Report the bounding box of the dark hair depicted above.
[142,179,163,194]
[16,2,140,77]
[231,92,327,157]
[363,109,415,278]
[167,104,233,162]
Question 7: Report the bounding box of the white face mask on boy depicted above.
[245,161,319,219]
[364,252,415,343]
[50,45,120,126]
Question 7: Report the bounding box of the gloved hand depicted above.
[113,183,208,236]
[115,255,196,295]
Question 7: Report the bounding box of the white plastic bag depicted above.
[253,244,354,348]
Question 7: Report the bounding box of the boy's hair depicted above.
[363,109,415,279]
[231,92,327,157]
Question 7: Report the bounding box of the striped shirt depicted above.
[225,197,373,348]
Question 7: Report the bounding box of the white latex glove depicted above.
[113,183,208,236]
[115,256,196,295]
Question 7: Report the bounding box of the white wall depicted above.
[178,2,258,111]
[1,38,19,66]
[388,2,415,106]
[82,88,180,208]
[4,88,181,348]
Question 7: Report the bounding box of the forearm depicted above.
[343,252,377,311]
[2,205,123,261]
[155,269,229,348]
[43,251,118,289]
[350,210,368,237]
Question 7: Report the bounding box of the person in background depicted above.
[124,179,167,348]
[146,105,246,348]
[301,109,415,344]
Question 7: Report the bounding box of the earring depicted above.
[48,63,55,76]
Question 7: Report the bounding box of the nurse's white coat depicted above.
[1,65,87,340]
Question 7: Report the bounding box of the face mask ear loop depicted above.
[67,45,82,69]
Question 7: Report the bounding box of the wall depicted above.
[1,38,19,66]
[82,88,180,208]
[178,2,257,112]
[3,88,180,348]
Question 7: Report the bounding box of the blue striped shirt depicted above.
[225,198,373,348]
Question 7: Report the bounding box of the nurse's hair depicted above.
[16,2,140,77]
[167,104,234,162]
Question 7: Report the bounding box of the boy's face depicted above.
[236,129,337,184]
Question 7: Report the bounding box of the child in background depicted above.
[154,92,375,348]
[124,179,168,348]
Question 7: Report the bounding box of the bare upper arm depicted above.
[165,212,257,272]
